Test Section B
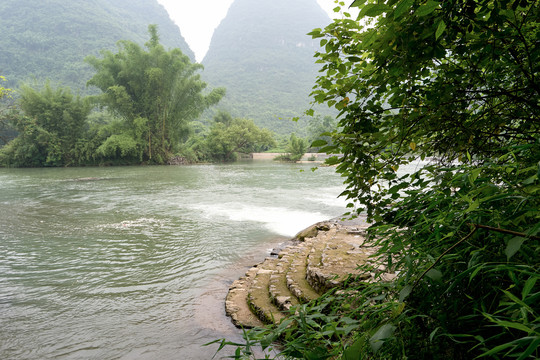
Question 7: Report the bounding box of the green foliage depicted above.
[216,0,539,358]
[192,112,276,162]
[274,134,307,162]
[0,82,91,167]
[0,75,15,146]
[0,76,12,100]
[309,0,540,219]
[307,115,337,152]
[86,25,225,164]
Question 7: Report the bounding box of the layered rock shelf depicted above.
[225,219,396,328]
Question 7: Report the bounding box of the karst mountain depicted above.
[202,0,333,134]
[0,0,193,92]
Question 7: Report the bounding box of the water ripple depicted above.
[0,163,346,359]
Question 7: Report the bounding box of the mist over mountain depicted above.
[0,0,193,92]
[201,0,334,134]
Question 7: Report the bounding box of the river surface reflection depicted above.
[0,162,347,359]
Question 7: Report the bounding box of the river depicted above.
[0,161,348,359]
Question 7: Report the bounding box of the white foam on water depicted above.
[306,188,349,208]
[191,203,331,237]
[98,217,165,230]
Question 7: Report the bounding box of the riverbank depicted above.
[251,152,335,162]
[224,215,379,329]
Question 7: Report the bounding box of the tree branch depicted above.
[412,225,478,291]
[468,223,540,241]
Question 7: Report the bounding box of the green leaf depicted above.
[360,4,390,18]
[308,29,325,38]
[343,337,364,360]
[469,168,481,185]
[347,56,362,62]
[325,156,340,165]
[370,324,396,353]
[517,337,540,360]
[435,20,446,39]
[426,268,443,281]
[320,145,339,153]
[478,341,516,357]
[492,320,533,334]
[415,1,440,17]
[311,139,328,147]
[522,276,537,299]
[394,0,414,19]
[465,199,480,213]
[351,0,366,7]
[429,327,440,342]
[501,290,533,313]
[399,285,413,302]
[505,236,526,260]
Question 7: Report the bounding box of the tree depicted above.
[0,82,91,167]
[205,112,275,162]
[0,76,11,100]
[309,0,539,218]
[86,25,225,164]
[0,75,15,146]
[307,115,337,151]
[222,0,539,358]
[274,133,307,162]
[307,0,539,357]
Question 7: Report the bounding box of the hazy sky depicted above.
[156,0,346,62]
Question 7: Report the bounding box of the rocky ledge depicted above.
[225,219,397,328]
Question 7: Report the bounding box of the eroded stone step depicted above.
[286,241,323,303]
[225,219,379,329]
[269,249,300,311]
[225,267,265,328]
[247,258,286,325]
[307,228,371,293]
[306,225,339,268]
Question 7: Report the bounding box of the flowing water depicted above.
[0,161,348,359]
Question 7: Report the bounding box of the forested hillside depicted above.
[0,0,193,92]
[202,0,334,134]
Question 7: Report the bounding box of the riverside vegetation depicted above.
[0,26,282,167]
[0,24,338,167]
[213,0,539,359]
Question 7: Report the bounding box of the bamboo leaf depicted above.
[516,337,540,360]
[522,276,538,300]
[501,290,533,313]
[505,236,526,260]
[465,199,480,213]
[426,268,443,281]
[343,337,364,359]
[370,324,396,353]
[490,319,533,334]
[429,327,440,342]
[478,341,516,357]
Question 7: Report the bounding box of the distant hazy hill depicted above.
[202,0,333,134]
[0,0,193,91]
